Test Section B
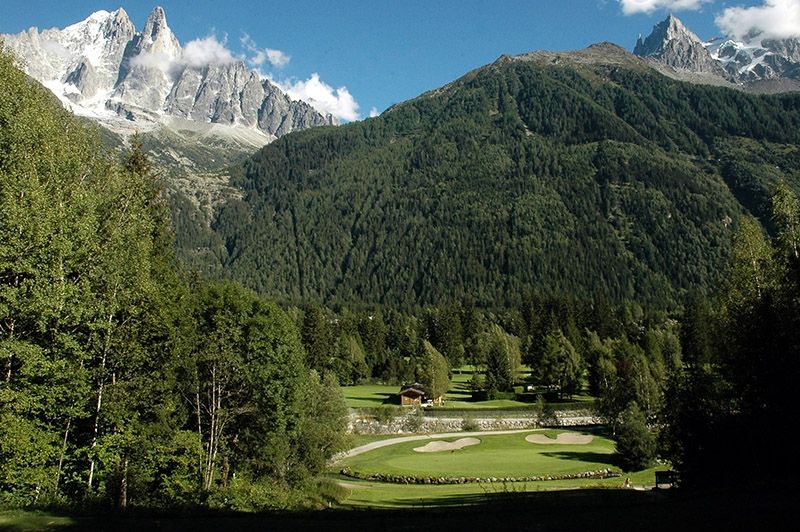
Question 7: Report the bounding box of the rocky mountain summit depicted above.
[1,6,334,139]
[634,14,800,92]
[634,15,727,77]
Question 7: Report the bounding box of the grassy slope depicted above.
[339,430,616,478]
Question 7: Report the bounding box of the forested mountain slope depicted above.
[210,43,800,308]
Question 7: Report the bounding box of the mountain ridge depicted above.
[634,14,800,93]
[202,46,800,307]
[1,6,334,139]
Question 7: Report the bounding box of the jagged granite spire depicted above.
[634,14,726,76]
[112,6,183,111]
[139,6,181,56]
[1,6,334,137]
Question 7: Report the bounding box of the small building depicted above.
[398,383,426,406]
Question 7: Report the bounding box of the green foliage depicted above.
[402,405,425,432]
[372,406,399,424]
[295,371,349,477]
[460,414,480,432]
[615,402,656,472]
[479,324,521,398]
[533,395,559,427]
[206,56,800,308]
[537,329,583,399]
[663,182,800,487]
[0,47,348,510]
[418,341,450,402]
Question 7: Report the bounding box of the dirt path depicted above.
[330,428,540,463]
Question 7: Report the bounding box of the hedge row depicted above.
[339,468,620,485]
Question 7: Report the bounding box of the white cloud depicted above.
[264,49,291,68]
[369,107,379,118]
[619,0,707,15]
[41,40,71,59]
[241,34,290,68]
[183,35,239,68]
[274,73,360,122]
[130,51,176,73]
[715,0,800,40]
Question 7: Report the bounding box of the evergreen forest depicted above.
[199,44,800,309]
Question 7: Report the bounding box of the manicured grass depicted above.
[339,429,617,479]
[342,384,399,407]
[343,365,595,411]
[337,466,660,508]
[0,509,75,531]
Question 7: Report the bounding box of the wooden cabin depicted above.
[398,383,426,406]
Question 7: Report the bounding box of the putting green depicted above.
[340,430,616,479]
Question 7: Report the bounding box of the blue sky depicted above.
[1,0,791,121]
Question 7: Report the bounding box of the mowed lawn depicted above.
[342,384,399,407]
[340,430,617,479]
[340,379,525,409]
[339,467,659,508]
[343,366,538,409]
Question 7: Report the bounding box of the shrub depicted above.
[461,415,480,432]
[616,402,656,472]
[403,406,425,432]
[372,406,398,425]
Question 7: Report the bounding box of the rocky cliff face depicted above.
[635,14,800,90]
[1,6,334,137]
[634,15,727,77]
[710,37,800,83]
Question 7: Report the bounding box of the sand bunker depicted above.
[413,438,481,453]
[525,433,593,445]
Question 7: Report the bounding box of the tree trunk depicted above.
[4,319,14,383]
[87,378,103,489]
[195,391,203,478]
[55,419,71,492]
[118,457,128,510]
[203,364,217,491]
[88,312,114,490]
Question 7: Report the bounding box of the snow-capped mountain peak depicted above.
[1,6,334,139]
[635,14,800,89]
[138,6,180,57]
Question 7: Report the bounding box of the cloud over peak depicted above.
[241,34,290,68]
[716,0,800,41]
[619,0,706,15]
[183,35,239,68]
[274,73,360,122]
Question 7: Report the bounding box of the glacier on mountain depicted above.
[634,14,800,90]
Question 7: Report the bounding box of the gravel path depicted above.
[331,428,539,463]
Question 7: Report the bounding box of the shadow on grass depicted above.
[8,485,799,532]
[540,451,619,467]
[39,487,798,531]
[375,393,396,405]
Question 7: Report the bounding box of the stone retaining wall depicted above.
[348,410,601,435]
